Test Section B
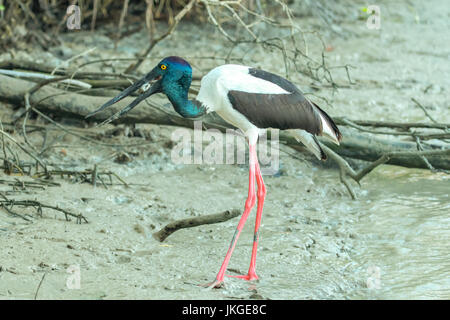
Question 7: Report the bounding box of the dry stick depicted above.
[0,60,141,89]
[0,178,57,189]
[203,2,235,42]
[153,209,241,242]
[411,98,439,125]
[124,0,198,74]
[0,127,47,171]
[0,59,138,81]
[91,0,99,31]
[95,173,108,189]
[22,93,34,151]
[20,76,77,171]
[73,79,135,88]
[4,143,25,175]
[0,121,98,137]
[223,3,258,40]
[0,199,88,224]
[92,164,97,188]
[0,69,92,89]
[109,172,129,188]
[165,0,174,25]
[339,118,450,140]
[34,272,47,300]
[32,168,128,188]
[31,104,150,150]
[27,107,163,150]
[155,0,166,18]
[413,132,436,172]
[26,75,74,96]
[333,117,449,130]
[0,119,11,173]
[116,0,129,45]
[145,0,156,42]
[0,201,33,222]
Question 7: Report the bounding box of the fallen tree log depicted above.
[0,74,448,172]
[320,129,449,170]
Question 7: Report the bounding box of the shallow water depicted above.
[349,167,449,299]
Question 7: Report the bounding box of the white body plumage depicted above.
[196,64,340,158]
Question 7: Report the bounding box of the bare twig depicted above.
[0,126,47,171]
[91,0,99,31]
[0,190,87,223]
[339,118,450,140]
[0,198,88,224]
[125,0,199,74]
[34,272,47,300]
[334,117,449,130]
[116,0,130,44]
[0,69,91,89]
[411,98,439,124]
[32,168,128,189]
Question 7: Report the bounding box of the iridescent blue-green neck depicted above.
[169,94,206,118]
[162,74,206,118]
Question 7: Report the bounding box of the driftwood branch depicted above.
[318,129,449,171]
[153,209,241,242]
[320,144,449,199]
[336,117,450,140]
[333,117,448,131]
[0,69,91,89]
[0,59,140,84]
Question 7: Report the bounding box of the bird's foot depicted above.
[200,269,258,288]
[226,271,259,281]
[200,279,224,289]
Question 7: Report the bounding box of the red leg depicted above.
[205,144,257,288]
[228,147,266,281]
[248,158,266,279]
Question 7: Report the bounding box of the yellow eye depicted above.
[161,65,167,70]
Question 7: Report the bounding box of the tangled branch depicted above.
[0,193,88,224]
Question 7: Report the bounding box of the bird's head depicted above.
[141,56,192,95]
[85,56,192,124]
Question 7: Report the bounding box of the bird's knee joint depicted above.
[257,185,266,198]
[245,194,256,210]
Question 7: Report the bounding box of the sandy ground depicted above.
[0,0,449,299]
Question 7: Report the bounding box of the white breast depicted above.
[196,65,288,142]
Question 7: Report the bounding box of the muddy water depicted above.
[0,0,449,299]
[349,167,449,299]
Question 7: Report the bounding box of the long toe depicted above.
[226,272,258,281]
[200,279,224,289]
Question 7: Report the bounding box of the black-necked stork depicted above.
[85,56,342,288]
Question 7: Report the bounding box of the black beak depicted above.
[85,67,162,125]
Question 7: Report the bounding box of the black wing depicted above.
[227,68,341,141]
